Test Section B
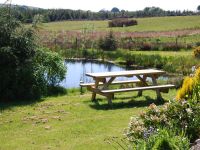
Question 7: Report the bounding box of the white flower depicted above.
[186,108,193,114]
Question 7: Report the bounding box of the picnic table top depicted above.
[86,69,165,78]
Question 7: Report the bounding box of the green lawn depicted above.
[128,50,193,57]
[42,16,200,32]
[129,34,200,45]
[0,90,176,150]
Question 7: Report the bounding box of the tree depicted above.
[111,7,120,13]
[98,31,117,51]
[32,14,44,28]
[197,5,200,12]
[0,6,66,101]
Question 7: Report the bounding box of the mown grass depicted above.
[128,34,200,45]
[0,90,176,150]
[128,50,193,57]
[155,34,200,44]
[42,16,200,32]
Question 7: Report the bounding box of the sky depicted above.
[1,0,199,12]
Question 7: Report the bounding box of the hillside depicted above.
[42,16,200,32]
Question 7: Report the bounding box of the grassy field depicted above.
[0,90,176,150]
[42,16,200,32]
[4,15,195,149]
[38,16,200,53]
[131,34,200,45]
[128,50,193,57]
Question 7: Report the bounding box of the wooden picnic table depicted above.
[81,69,175,105]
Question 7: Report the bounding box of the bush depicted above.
[108,18,137,27]
[135,129,190,150]
[176,68,200,100]
[125,69,200,144]
[98,31,117,51]
[126,100,200,143]
[0,8,66,101]
[47,85,67,96]
[35,48,66,86]
[167,76,184,89]
[120,37,135,50]
[0,11,42,101]
[161,42,184,51]
[138,42,152,51]
[193,46,200,58]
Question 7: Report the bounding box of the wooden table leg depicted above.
[151,75,162,100]
[137,89,143,97]
[136,75,147,97]
[91,79,100,102]
[102,77,116,90]
[107,93,114,106]
[102,77,116,105]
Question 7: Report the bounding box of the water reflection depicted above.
[60,59,126,88]
[60,59,168,88]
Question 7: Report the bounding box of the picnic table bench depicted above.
[80,69,175,105]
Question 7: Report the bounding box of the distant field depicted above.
[43,16,200,32]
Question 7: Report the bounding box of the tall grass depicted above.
[57,48,199,75]
[39,30,198,52]
[105,50,199,75]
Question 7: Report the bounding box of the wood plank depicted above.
[101,84,175,93]
[87,86,112,97]
[136,75,147,96]
[102,77,116,90]
[86,69,165,78]
[136,75,148,86]
[80,80,141,87]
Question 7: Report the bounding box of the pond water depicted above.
[60,59,168,88]
[60,59,127,88]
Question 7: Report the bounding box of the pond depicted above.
[60,59,127,88]
[60,59,169,88]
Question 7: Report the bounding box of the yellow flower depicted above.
[176,76,194,100]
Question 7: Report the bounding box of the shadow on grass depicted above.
[0,86,68,111]
[89,96,165,110]
[0,98,45,111]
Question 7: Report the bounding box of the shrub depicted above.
[0,8,66,101]
[135,129,190,150]
[193,46,200,58]
[126,100,200,143]
[120,37,135,50]
[47,85,67,96]
[35,48,66,86]
[161,42,184,51]
[176,68,200,100]
[108,18,137,27]
[126,69,200,144]
[98,31,117,51]
[138,42,152,51]
[195,42,200,47]
[167,76,184,89]
[0,11,43,101]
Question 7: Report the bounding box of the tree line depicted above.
[0,5,199,23]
